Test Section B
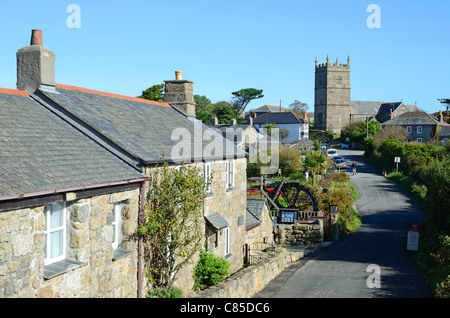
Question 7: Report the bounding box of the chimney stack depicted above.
[439,110,444,123]
[17,30,55,94]
[163,71,196,117]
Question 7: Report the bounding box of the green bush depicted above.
[147,285,183,298]
[193,249,230,291]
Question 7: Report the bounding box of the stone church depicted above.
[314,56,418,134]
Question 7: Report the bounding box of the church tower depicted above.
[314,56,351,134]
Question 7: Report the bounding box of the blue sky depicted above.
[0,0,449,113]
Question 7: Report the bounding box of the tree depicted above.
[231,88,264,112]
[213,103,242,124]
[138,83,165,102]
[372,125,407,149]
[194,95,214,124]
[438,98,450,115]
[137,161,207,289]
[278,146,303,176]
[195,95,213,113]
[303,150,327,186]
[264,123,276,136]
[289,100,308,117]
[280,128,290,143]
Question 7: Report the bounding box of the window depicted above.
[112,203,123,249]
[204,162,212,193]
[224,227,231,256]
[336,76,342,85]
[226,160,234,189]
[44,201,66,265]
[417,126,423,134]
[406,126,412,135]
[417,138,423,143]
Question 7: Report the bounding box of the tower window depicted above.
[336,76,342,85]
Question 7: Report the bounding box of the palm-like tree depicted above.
[303,151,328,186]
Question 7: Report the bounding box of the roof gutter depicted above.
[0,177,150,202]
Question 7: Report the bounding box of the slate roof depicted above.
[249,105,289,113]
[39,84,245,165]
[0,89,145,198]
[382,111,445,126]
[351,101,386,115]
[252,112,308,125]
[205,212,229,230]
[351,101,419,115]
[246,198,267,229]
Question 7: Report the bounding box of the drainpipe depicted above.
[137,180,146,298]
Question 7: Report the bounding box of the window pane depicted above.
[113,223,117,244]
[50,202,64,229]
[50,230,63,258]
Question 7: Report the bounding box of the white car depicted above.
[326,149,338,158]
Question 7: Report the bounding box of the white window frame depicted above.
[112,203,123,249]
[406,126,412,135]
[224,227,231,256]
[204,162,212,193]
[226,160,234,190]
[417,126,423,134]
[44,201,67,265]
[417,138,423,143]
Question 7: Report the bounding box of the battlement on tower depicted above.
[315,56,350,71]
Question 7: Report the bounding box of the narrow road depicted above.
[254,150,431,298]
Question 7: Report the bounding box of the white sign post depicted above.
[394,157,401,173]
[407,224,419,251]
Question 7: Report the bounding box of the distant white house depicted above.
[252,112,309,143]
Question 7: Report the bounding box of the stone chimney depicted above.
[212,116,218,125]
[231,118,237,126]
[17,30,55,94]
[439,110,444,122]
[163,71,196,117]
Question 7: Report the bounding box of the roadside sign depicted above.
[407,231,419,251]
[407,224,420,251]
[394,157,401,172]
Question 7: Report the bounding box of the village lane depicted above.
[254,150,431,298]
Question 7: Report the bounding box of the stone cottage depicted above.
[245,198,274,247]
[0,86,148,298]
[381,111,447,143]
[12,30,250,296]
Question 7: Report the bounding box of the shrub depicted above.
[193,249,230,291]
[147,285,183,298]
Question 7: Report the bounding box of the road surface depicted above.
[254,149,431,298]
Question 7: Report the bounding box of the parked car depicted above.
[326,149,338,158]
[342,142,350,149]
[332,155,344,162]
[333,159,347,170]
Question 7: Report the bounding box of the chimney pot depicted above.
[175,71,182,80]
[31,29,42,46]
